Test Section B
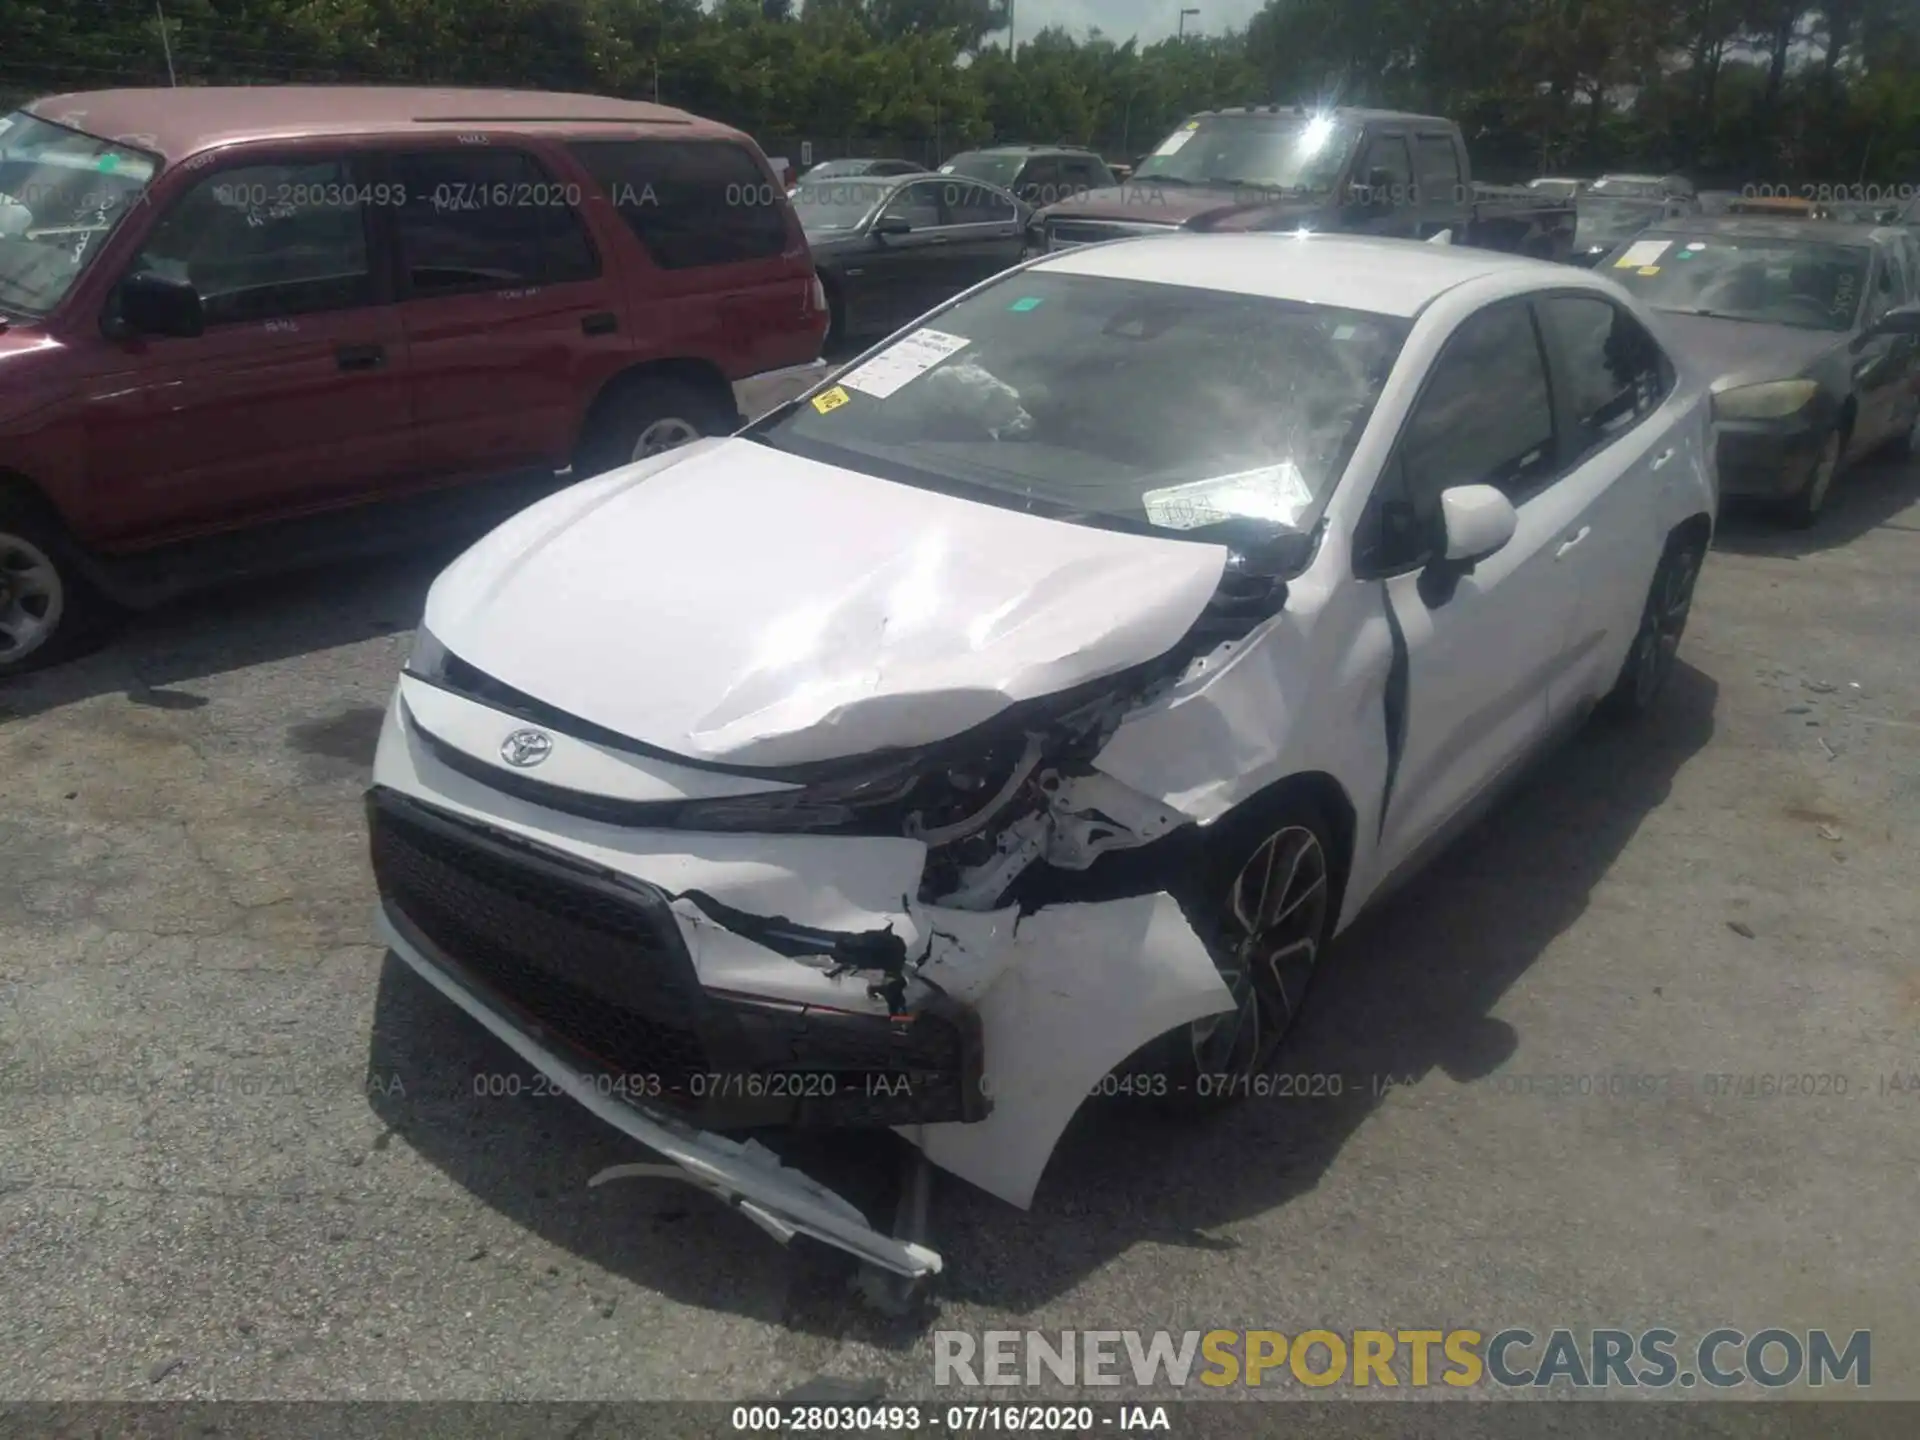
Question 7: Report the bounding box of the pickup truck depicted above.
[1030,106,1577,263]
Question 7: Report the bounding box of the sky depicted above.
[1003,0,1269,45]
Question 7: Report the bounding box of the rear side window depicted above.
[948,181,1017,224]
[130,157,372,325]
[389,149,598,296]
[569,139,789,270]
[1537,296,1672,465]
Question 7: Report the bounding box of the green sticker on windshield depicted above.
[97,153,120,172]
[1009,297,1044,312]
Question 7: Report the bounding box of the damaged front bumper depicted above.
[378,898,943,1279]
[367,683,1237,1276]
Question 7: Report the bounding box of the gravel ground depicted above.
[3,452,1917,1405]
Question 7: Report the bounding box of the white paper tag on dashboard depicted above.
[1143,462,1314,531]
[839,329,972,399]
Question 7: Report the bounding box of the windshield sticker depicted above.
[1332,324,1357,340]
[1009,296,1044,312]
[1154,129,1196,158]
[1614,238,1671,269]
[1143,462,1314,532]
[810,386,851,415]
[96,153,120,173]
[1638,265,1661,276]
[838,328,972,399]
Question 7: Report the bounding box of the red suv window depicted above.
[569,139,789,270]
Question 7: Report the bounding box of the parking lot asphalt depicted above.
[3,453,1919,1404]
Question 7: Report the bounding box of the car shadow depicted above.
[364,660,1718,1348]
[1711,449,1920,558]
[0,547,457,723]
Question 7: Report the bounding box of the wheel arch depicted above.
[0,467,67,529]
[1671,509,1713,556]
[574,357,741,459]
[1208,769,1359,932]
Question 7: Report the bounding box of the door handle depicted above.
[1650,447,1676,470]
[335,343,385,372]
[1556,526,1590,558]
[581,311,618,336]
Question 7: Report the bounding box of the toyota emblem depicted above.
[500,728,554,768]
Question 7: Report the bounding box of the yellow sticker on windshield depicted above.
[811,386,851,415]
[1638,265,1661,275]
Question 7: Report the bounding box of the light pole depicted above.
[1008,0,1016,60]
[1177,7,1200,40]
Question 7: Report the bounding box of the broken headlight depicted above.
[673,730,1042,840]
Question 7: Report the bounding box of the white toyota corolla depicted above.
[368,232,1717,1284]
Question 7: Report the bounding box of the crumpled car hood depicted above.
[423,438,1229,768]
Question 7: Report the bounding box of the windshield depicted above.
[1576,198,1667,247]
[792,178,893,232]
[941,153,1023,188]
[748,271,1409,543]
[1132,113,1360,194]
[0,112,158,317]
[1602,234,1871,331]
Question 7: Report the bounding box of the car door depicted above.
[77,150,412,541]
[862,177,966,331]
[379,143,624,486]
[937,180,1027,290]
[1532,293,1693,716]
[1354,299,1581,870]
[1344,131,1418,240]
[1855,241,1920,447]
[1411,133,1465,240]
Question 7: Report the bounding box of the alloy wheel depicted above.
[0,530,65,668]
[1190,825,1330,1076]
[631,417,701,461]
[1632,545,1700,709]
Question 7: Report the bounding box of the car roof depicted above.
[23,86,730,163]
[959,144,1102,157]
[1032,232,1564,317]
[1633,216,1893,245]
[1194,105,1445,126]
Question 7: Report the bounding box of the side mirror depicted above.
[871,214,912,237]
[116,271,204,339]
[1438,484,1518,564]
[1868,302,1920,338]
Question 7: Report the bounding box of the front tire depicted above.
[575,378,735,480]
[1782,428,1842,529]
[1149,801,1338,1109]
[0,504,110,678]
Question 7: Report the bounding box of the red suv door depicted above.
[76,150,414,543]
[375,143,633,485]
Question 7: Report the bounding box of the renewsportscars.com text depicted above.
[933,1327,1871,1390]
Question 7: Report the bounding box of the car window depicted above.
[1060,157,1105,192]
[1357,134,1413,205]
[1414,135,1461,206]
[1404,301,1557,502]
[946,181,1017,225]
[567,138,787,269]
[1537,296,1671,465]
[1015,157,1062,206]
[880,179,946,229]
[390,149,597,297]
[127,158,372,326]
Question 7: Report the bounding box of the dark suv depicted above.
[0,87,829,675]
[939,145,1117,210]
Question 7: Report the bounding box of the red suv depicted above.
[0,88,829,674]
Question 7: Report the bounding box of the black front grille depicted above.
[368,788,987,1129]
[369,794,710,1090]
